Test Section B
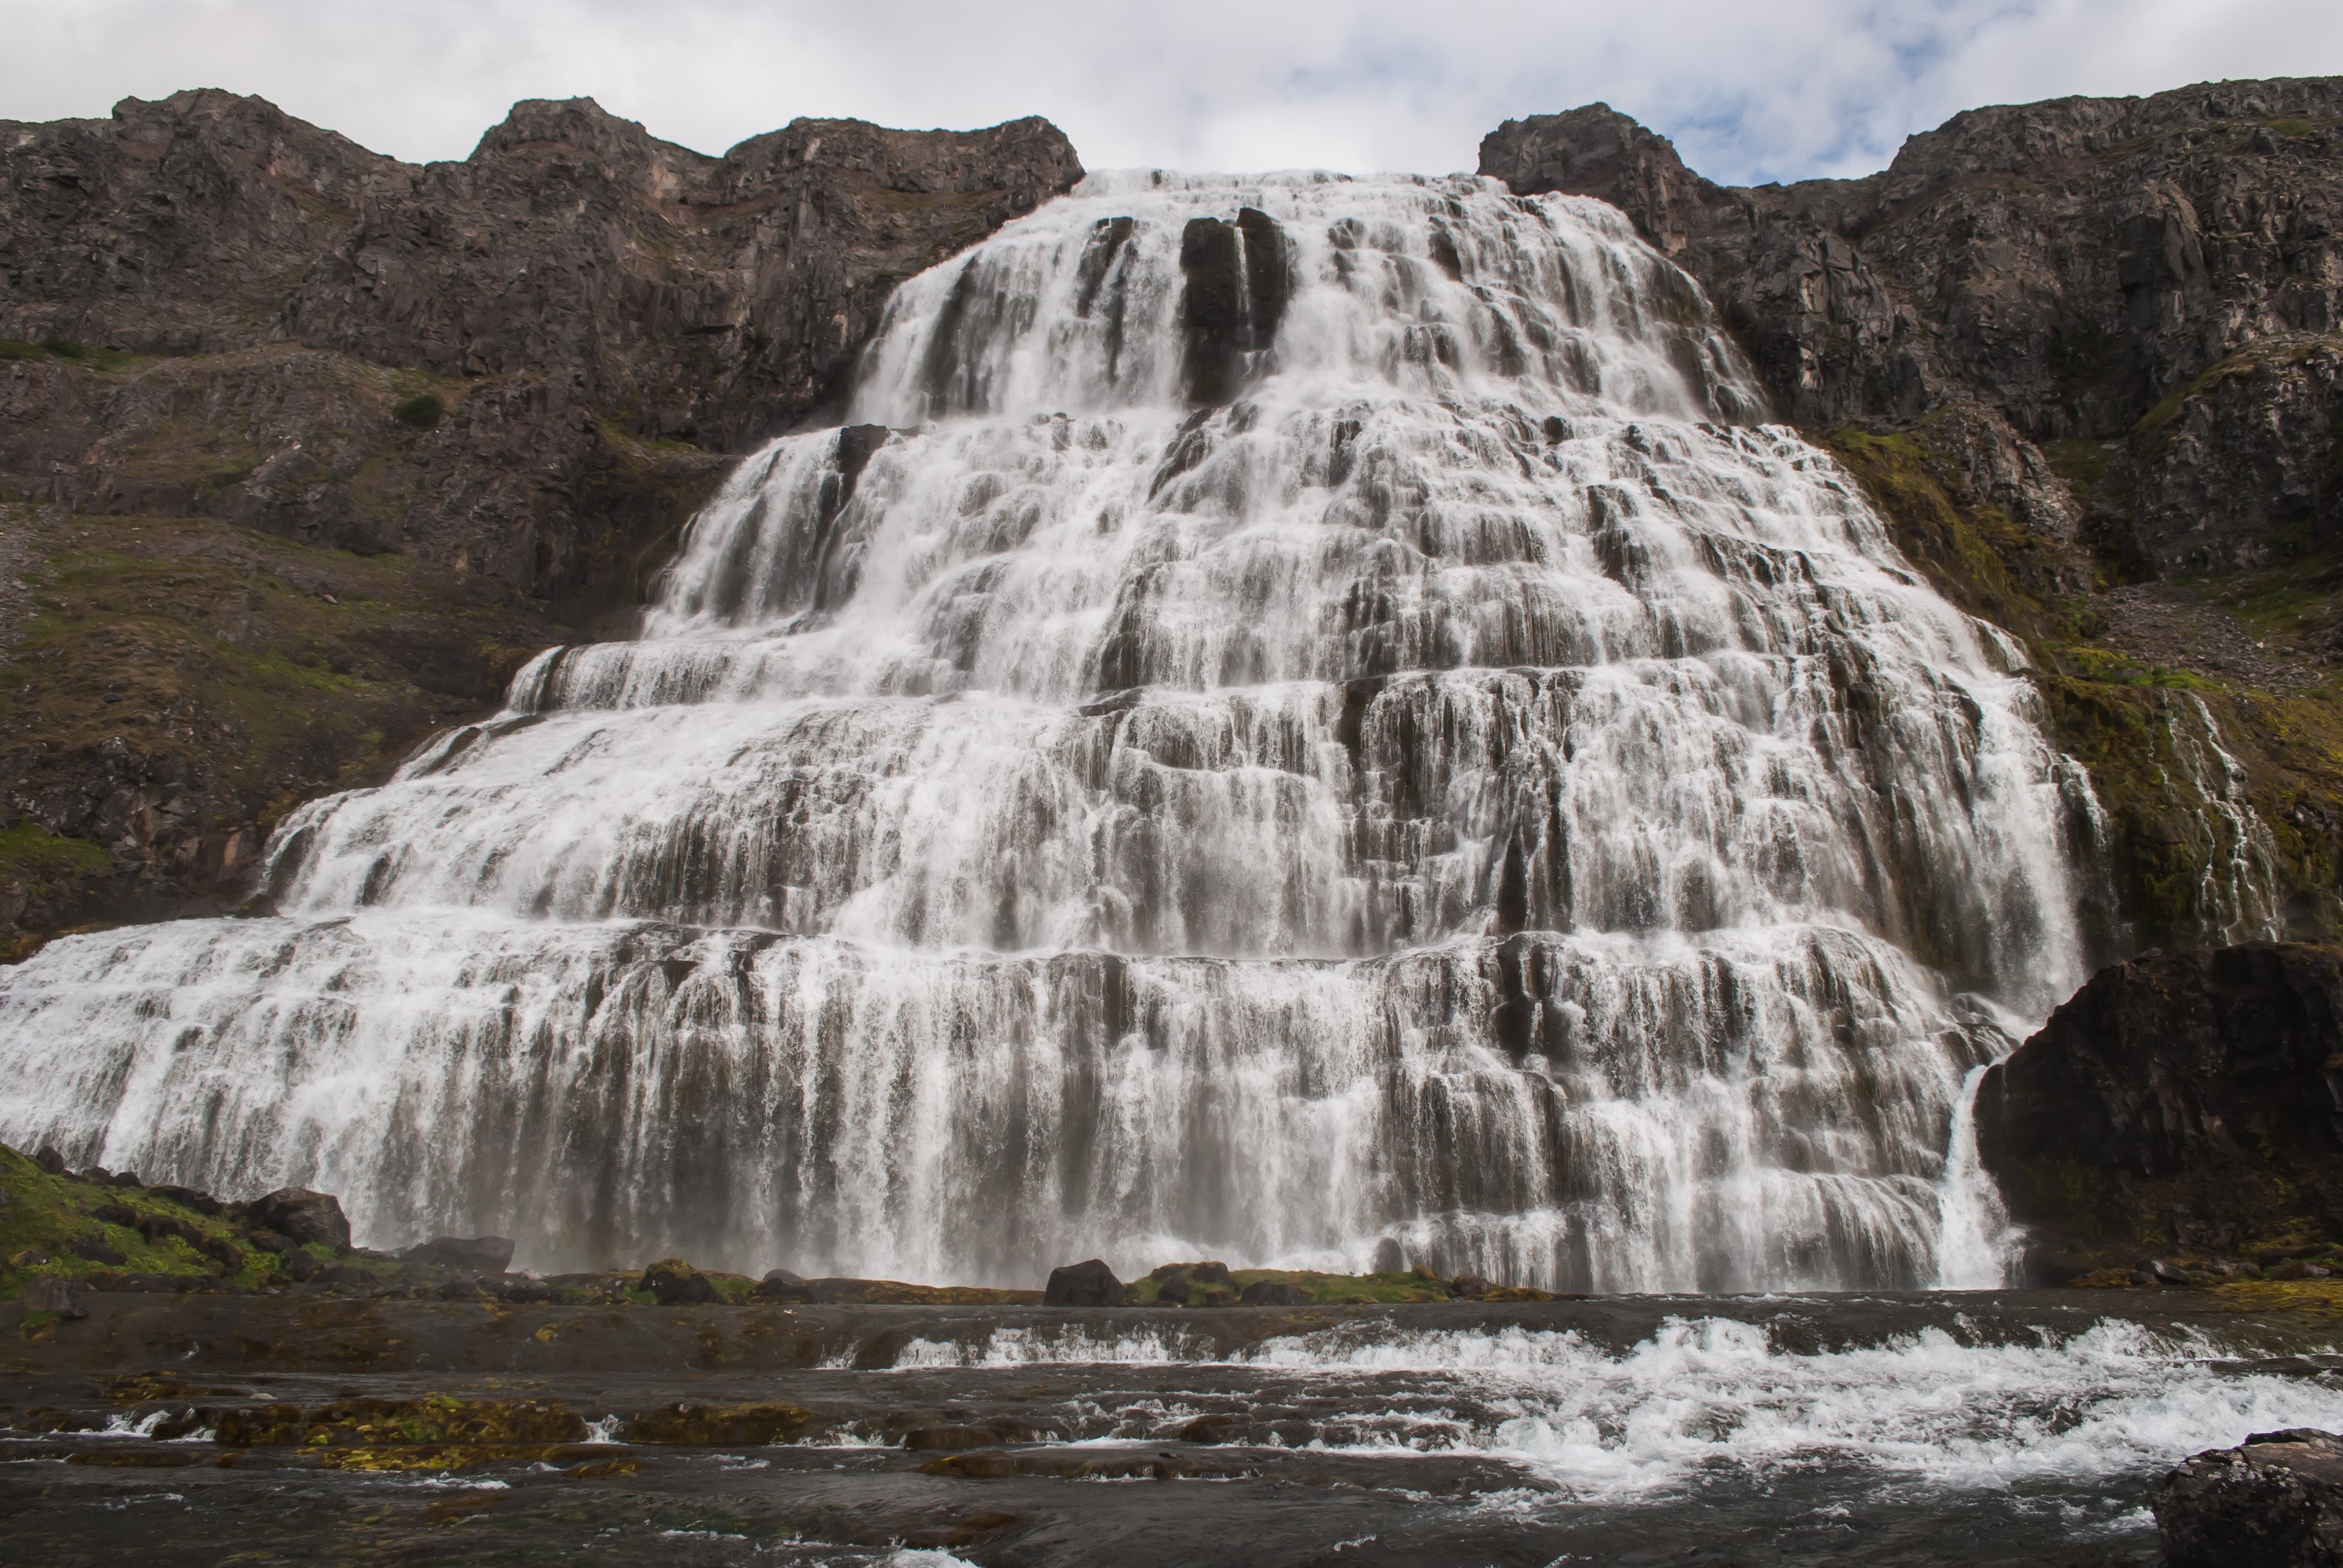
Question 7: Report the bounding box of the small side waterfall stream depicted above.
[0,172,2103,1287]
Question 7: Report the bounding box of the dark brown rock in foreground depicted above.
[249,1186,353,1250]
[1974,943,2343,1270]
[2157,1428,2343,1567]
[1044,1258,1124,1307]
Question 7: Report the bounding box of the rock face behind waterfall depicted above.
[1484,81,2343,954]
[1975,943,2343,1273]
[0,91,1081,954]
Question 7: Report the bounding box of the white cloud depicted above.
[1,0,2337,185]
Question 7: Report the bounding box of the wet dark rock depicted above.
[499,1277,553,1304]
[640,1257,721,1305]
[33,1146,65,1175]
[150,1185,222,1216]
[1178,208,1292,405]
[750,1268,814,1303]
[20,1274,88,1318]
[903,1423,1008,1451]
[1044,1258,1124,1307]
[1976,944,2343,1263]
[91,1202,138,1227]
[67,1238,125,1266]
[278,1247,323,1283]
[623,1402,816,1445]
[136,1214,205,1249]
[249,1187,352,1250]
[1448,1275,1496,1299]
[398,1235,516,1273]
[2156,1427,2343,1567]
[1237,1280,1311,1307]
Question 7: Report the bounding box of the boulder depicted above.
[249,1187,352,1250]
[399,1235,516,1273]
[749,1269,813,1303]
[1237,1280,1311,1306]
[278,1246,323,1282]
[640,1257,721,1305]
[67,1238,125,1266]
[1976,944,2343,1267]
[151,1185,223,1216]
[20,1275,88,1318]
[33,1146,65,1175]
[2156,1428,2343,1567]
[1043,1258,1124,1307]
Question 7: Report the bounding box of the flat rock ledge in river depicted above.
[2158,1428,2343,1567]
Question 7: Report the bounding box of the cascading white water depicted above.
[0,172,2101,1287]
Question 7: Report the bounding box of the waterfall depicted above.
[0,172,2098,1289]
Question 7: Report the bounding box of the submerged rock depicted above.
[2157,1428,2343,1567]
[1044,1258,1124,1307]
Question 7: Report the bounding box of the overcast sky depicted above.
[2,0,2339,186]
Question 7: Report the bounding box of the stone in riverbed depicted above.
[749,1268,813,1302]
[1237,1280,1310,1306]
[640,1257,721,1305]
[1043,1258,1123,1307]
[2156,1427,2343,1567]
[399,1235,516,1273]
[21,1274,88,1317]
[249,1187,352,1250]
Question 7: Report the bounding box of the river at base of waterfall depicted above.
[5,1291,2336,1566]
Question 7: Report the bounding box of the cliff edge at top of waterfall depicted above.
[1486,80,2343,955]
[1976,942,2343,1285]
[0,93,1081,959]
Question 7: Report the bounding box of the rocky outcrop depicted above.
[1485,82,2343,950]
[1483,84,2343,554]
[1974,943,2343,1268]
[2,90,1081,592]
[2156,1428,2343,1567]
[0,91,1080,956]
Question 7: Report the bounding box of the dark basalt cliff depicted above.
[1486,80,2343,952]
[1976,943,2343,1274]
[0,90,1080,951]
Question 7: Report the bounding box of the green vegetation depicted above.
[0,823,114,881]
[0,335,148,371]
[2270,118,2316,139]
[390,392,444,430]
[1825,417,2343,948]
[0,1142,285,1302]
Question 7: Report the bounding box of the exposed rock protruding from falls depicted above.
[1976,942,2343,1275]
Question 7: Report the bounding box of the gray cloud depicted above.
[2,0,2338,184]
